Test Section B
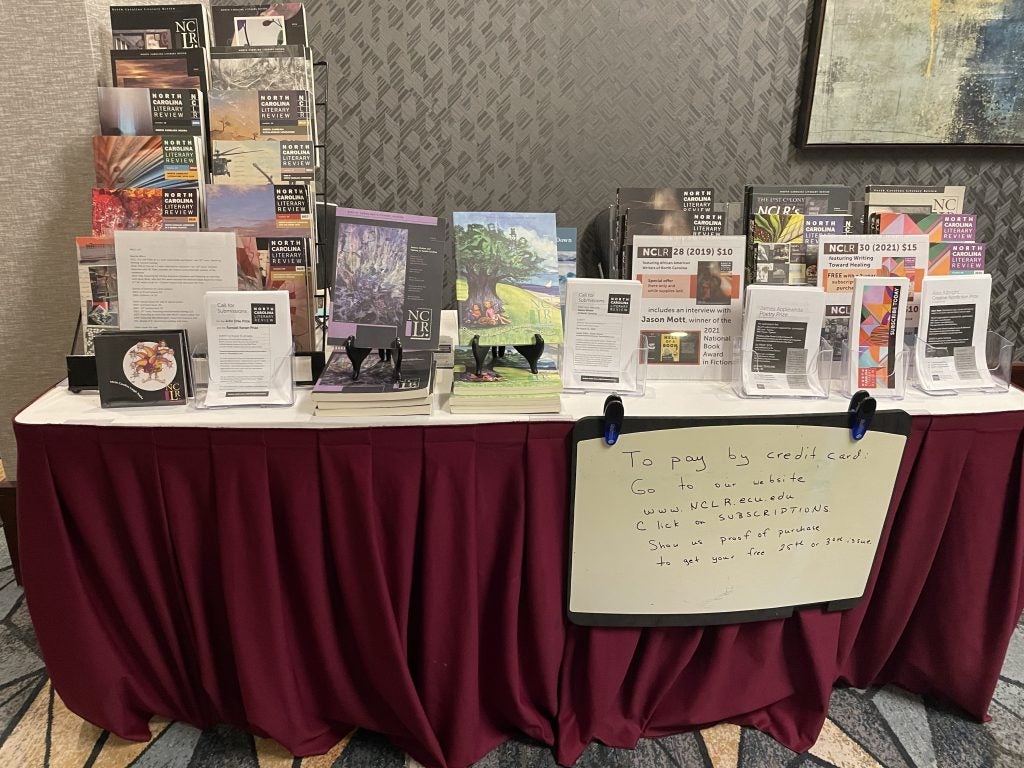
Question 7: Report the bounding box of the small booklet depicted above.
[94,329,191,407]
[740,285,826,396]
[849,276,911,396]
[562,278,642,392]
[917,274,994,391]
[203,290,293,406]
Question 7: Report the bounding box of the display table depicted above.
[14,380,1024,767]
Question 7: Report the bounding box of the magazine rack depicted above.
[909,331,1013,396]
[834,340,910,400]
[731,338,833,400]
[562,339,650,397]
[190,343,296,409]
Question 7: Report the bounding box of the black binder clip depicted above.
[603,394,624,446]
[848,390,876,441]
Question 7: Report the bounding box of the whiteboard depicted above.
[568,413,910,626]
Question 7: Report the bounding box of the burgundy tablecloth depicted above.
[14,412,1024,767]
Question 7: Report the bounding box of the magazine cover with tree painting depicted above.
[454,212,563,346]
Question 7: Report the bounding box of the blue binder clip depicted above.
[603,394,624,446]
[848,390,876,441]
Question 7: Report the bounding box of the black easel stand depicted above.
[345,336,403,381]
[470,334,544,375]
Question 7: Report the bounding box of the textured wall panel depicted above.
[303,0,1023,336]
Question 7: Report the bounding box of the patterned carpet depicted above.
[0,531,1021,767]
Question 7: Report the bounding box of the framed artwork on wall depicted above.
[797,0,1024,147]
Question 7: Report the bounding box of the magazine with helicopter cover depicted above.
[210,139,314,183]
[209,88,313,141]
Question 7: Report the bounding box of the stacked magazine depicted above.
[448,348,562,414]
[312,350,436,417]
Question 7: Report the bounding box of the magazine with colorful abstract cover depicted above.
[454,212,563,346]
[93,135,202,188]
[871,212,977,243]
[849,276,910,395]
[329,210,444,350]
[91,188,200,235]
[927,242,986,276]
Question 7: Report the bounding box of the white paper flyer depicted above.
[562,278,642,392]
[916,274,994,391]
[740,285,827,396]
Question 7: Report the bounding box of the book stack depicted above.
[312,350,436,417]
[744,185,853,288]
[449,348,562,414]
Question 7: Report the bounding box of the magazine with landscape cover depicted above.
[235,236,315,353]
[206,183,314,238]
[94,329,191,408]
[209,89,313,141]
[211,3,308,46]
[210,139,314,183]
[109,4,210,50]
[93,135,203,188]
[98,87,204,137]
[313,350,434,402]
[111,49,208,91]
[92,188,200,235]
[329,210,444,350]
[454,212,563,347]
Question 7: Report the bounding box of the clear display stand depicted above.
[190,343,296,409]
[834,340,910,400]
[910,331,1013,396]
[562,339,651,397]
[730,338,833,399]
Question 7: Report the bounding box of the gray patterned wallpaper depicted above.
[303,0,1024,333]
[2,0,1022,476]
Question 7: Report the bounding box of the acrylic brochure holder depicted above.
[731,338,832,399]
[190,343,296,409]
[834,340,909,400]
[562,338,650,397]
[910,331,1013,396]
